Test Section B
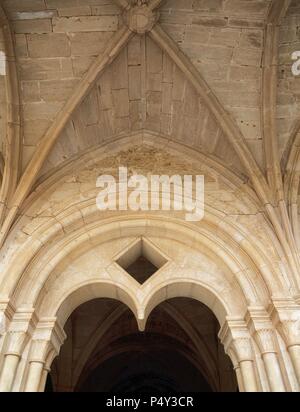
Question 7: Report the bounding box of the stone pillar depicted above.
[247,308,286,392]
[0,301,15,363]
[25,360,44,392]
[255,330,286,392]
[24,319,66,392]
[0,353,20,392]
[269,301,300,388]
[219,319,259,392]
[0,309,36,392]
[232,338,258,392]
[39,366,51,392]
[287,344,300,384]
[227,348,244,392]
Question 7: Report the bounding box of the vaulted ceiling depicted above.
[0,0,299,251]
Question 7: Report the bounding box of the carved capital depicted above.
[245,307,278,354]
[219,318,254,362]
[0,301,15,336]
[255,328,277,354]
[232,337,255,362]
[29,318,66,362]
[5,309,37,356]
[269,300,300,347]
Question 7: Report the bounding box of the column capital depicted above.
[0,300,15,336]
[29,317,66,363]
[219,318,254,362]
[5,308,38,356]
[245,307,278,354]
[268,300,300,347]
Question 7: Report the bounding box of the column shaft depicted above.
[24,361,44,392]
[262,352,286,392]
[0,354,20,392]
[239,360,258,392]
[288,345,300,386]
[38,368,49,392]
[234,366,244,392]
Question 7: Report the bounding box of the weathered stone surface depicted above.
[13,18,52,34]
[19,58,73,80]
[0,0,298,397]
[39,79,78,102]
[276,0,300,158]
[21,80,40,102]
[52,16,118,32]
[27,33,71,57]
[3,0,46,12]
[58,7,92,17]
[70,32,113,56]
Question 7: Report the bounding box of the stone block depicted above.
[128,36,141,66]
[13,19,52,34]
[162,82,172,115]
[27,33,71,58]
[58,7,92,17]
[208,28,241,47]
[128,66,141,101]
[52,16,118,33]
[11,10,57,20]
[233,47,262,66]
[23,101,64,120]
[229,66,260,81]
[39,79,78,102]
[146,37,163,74]
[239,30,263,49]
[146,91,162,117]
[193,17,228,27]
[228,18,263,28]
[224,0,268,16]
[15,34,28,58]
[111,49,128,90]
[91,5,120,16]
[130,100,142,130]
[23,119,51,145]
[70,31,113,56]
[72,56,95,77]
[161,24,185,43]
[112,89,130,118]
[184,25,210,43]
[3,0,46,12]
[193,0,223,12]
[147,73,162,92]
[18,56,73,81]
[21,80,40,102]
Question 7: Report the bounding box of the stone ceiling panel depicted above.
[40,34,247,179]
[159,0,270,170]
[2,0,121,171]
[277,0,300,161]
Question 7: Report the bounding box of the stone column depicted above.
[287,344,300,384]
[255,329,286,392]
[247,308,286,392]
[227,348,244,392]
[232,338,258,392]
[0,301,15,365]
[39,366,51,392]
[24,319,66,392]
[25,360,45,392]
[269,301,300,388]
[0,309,36,392]
[219,319,259,392]
[0,353,21,392]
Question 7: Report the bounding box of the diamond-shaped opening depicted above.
[116,238,168,284]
